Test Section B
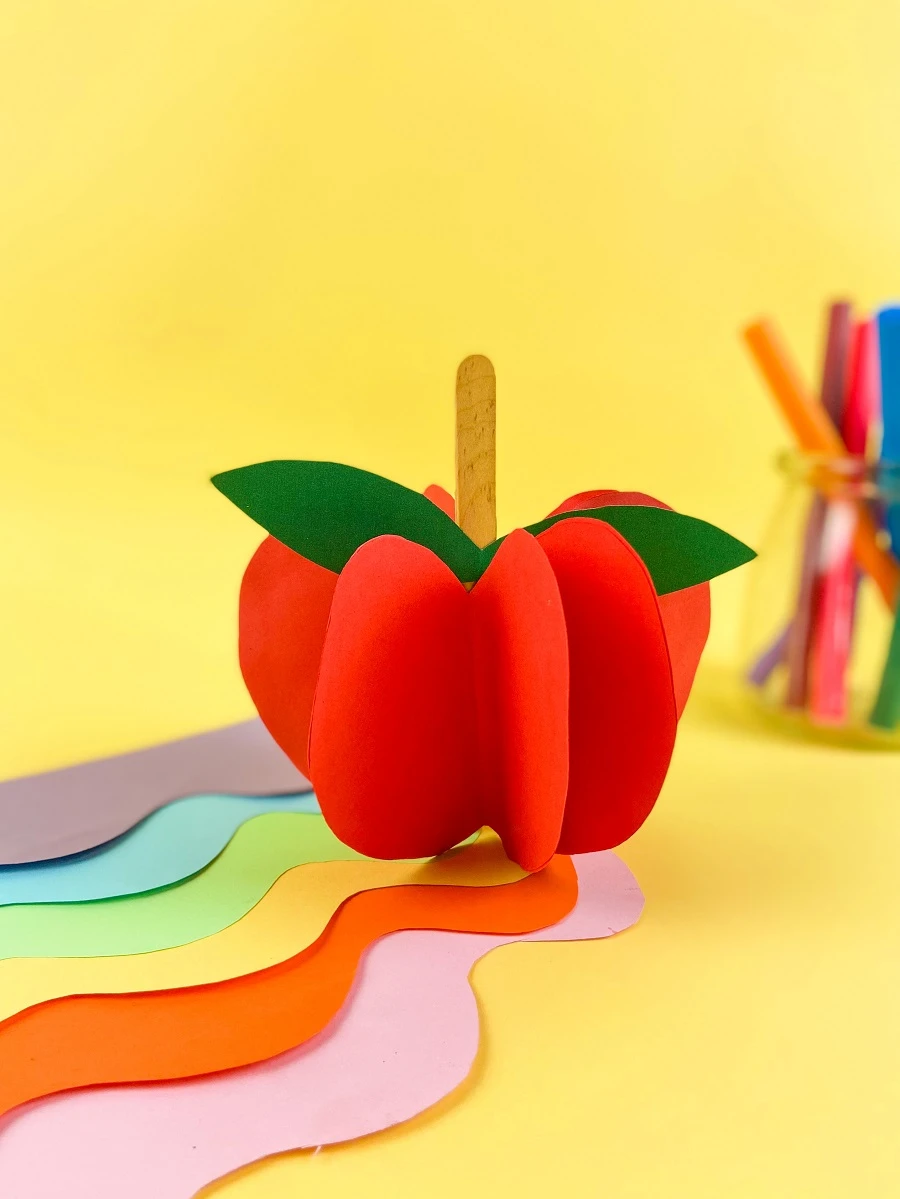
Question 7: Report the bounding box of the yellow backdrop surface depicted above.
[205,678,900,1199]
[6,0,900,775]
[3,2,900,1195]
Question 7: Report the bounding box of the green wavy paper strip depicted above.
[0,812,364,960]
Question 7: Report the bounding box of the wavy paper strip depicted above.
[0,855,575,1118]
[0,833,522,1023]
[0,793,321,907]
[0,853,640,1199]
[0,719,308,866]
[0,810,375,961]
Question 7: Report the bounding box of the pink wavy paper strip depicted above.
[0,852,642,1199]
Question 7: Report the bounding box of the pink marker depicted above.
[809,319,878,722]
[785,301,852,710]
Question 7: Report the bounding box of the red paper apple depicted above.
[214,357,752,871]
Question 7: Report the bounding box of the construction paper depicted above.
[240,487,460,778]
[0,793,319,907]
[239,536,337,777]
[469,529,569,872]
[507,505,755,595]
[310,522,685,869]
[657,585,711,717]
[548,488,670,515]
[0,832,518,1022]
[538,518,677,852]
[213,460,483,580]
[0,854,575,1118]
[213,462,753,590]
[0,718,307,866]
[423,483,455,517]
[0,852,639,1199]
[310,535,481,860]
[0,812,370,962]
[550,490,710,715]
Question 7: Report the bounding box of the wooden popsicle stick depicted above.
[743,319,900,610]
[455,355,497,550]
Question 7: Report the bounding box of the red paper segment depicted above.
[548,489,666,515]
[309,536,481,859]
[538,517,677,853]
[239,537,337,777]
[423,484,456,519]
[470,529,569,872]
[657,585,710,717]
[550,489,709,716]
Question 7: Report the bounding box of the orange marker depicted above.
[743,319,899,610]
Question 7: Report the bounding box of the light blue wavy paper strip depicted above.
[0,792,320,907]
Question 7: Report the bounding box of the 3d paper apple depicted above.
[213,356,754,871]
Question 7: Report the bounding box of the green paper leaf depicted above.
[480,506,756,594]
[212,461,483,579]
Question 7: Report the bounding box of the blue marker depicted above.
[876,306,900,549]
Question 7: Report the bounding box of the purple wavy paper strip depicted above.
[0,852,642,1199]
[0,720,308,866]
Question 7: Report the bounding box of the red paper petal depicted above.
[549,489,709,716]
[309,536,481,859]
[548,489,664,516]
[239,537,337,777]
[470,529,569,871]
[657,584,710,717]
[538,517,677,852]
[423,484,456,519]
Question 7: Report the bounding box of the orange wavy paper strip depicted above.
[0,855,576,1118]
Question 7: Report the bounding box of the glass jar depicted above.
[742,451,900,747]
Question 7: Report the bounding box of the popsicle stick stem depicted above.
[455,355,497,550]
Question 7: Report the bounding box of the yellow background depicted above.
[3,2,900,1195]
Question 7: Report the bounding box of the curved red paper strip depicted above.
[0,857,576,1119]
[548,488,666,515]
[538,517,678,852]
[470,529,569,872]
[657,585,711,717]
[423,483,456,519]
[309,536,481,860]
[550,489,710,716]
[239,537,337,777]
[240,486,454,782]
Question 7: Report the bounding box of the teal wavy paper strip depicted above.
[0,792,320,908]
[0,811,367,960]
